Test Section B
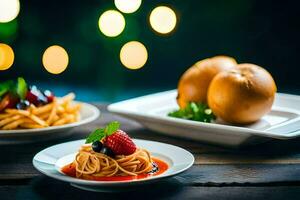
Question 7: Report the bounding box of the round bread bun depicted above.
[177,55,237,108]
[207,63,277,124]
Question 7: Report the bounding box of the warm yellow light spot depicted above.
[0,0,20,23]
[149,6,177,34]
[0,43,14,70]
[42,45,69,74]
[98,10,125,37]
[114,0,142,14]
[120,41,148,70]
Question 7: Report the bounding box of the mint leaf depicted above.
[16,77,27,99]
[0,80,14,97]
[168,102,215,123]
[85,121,120,144]
[85,128,105,144]
[105,121,120,136]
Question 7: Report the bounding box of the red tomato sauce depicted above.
[61,157,169,181]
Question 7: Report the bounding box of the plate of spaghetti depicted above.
[0,77,100,144]
[33,121,194,192]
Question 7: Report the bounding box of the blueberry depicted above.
[92,141,103,152]
[16,100,30,110]
[148,162,159,174]
[100,146,114,157]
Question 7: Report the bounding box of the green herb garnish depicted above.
[85,121,120,144]
[0,80,14,97]
[168,102,216,123]
[0,77,27,99]
[16,77,28,100]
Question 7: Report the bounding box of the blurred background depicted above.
[0,0,299,102]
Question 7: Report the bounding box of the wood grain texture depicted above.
[0,177,300,200]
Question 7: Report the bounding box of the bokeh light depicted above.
[42,45,69,74]
[0,0,20,23]
[149,6,177,34]
[120,41,148,70]
[0,43,14,70]
[114,0,142,14]
[98,10,125,37]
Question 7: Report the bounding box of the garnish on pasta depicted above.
[61,121,168,181]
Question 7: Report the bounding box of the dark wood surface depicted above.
[1,104,300,200]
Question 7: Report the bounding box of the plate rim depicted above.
[33,139,195,186]
[0,102,100,136]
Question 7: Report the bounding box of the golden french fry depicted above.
[60,93,75,103]
[20,123,44,129]
[2,118,25,130]
[28,114,48,127]
[66,104,81,113]
[29,104,37,112]
[39,113,50,120]
[47,100,57,124]
[5,109,30,116]
[0,115,22,127]
[53,114,75,126]
[56,105,65,114]
[0,113,13,120]
[32,103,53,115]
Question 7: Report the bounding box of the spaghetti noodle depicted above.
[74,145,153,178]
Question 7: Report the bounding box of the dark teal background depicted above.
[0,0,299,101]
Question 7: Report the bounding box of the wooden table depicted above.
[1,104,300,200]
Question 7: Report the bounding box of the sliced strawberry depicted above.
[6,95,18,108]
[104,130,136,155]
[0,95,10,111]
[0,94,18,111]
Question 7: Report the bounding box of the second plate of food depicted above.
[0,97,100,144]
[108,90,300,147]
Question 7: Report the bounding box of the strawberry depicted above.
[104,130,136,155]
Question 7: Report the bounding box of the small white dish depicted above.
[33,139,194,192]
[108,90,300,147]
[0,102,100,144]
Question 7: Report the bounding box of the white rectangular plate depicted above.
[108,90,300,147]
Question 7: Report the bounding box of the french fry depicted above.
[56,105,65,114]
[19,123,44,129]
[0,115,22,127]
[32,103,53,115]
[0,113,13,120]
[5,109,30,116]
[0,93,80,130]
[28,114,48,127]
[66,104,81,113]
[47,100,57,124]
[60,93,75,104]
[40,113,50,120]
[29,104,37,112]
[2,118,26,130]
[53,114,75,126]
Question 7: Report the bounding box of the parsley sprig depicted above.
[85,121,120,144]
[168,102,215,123]
[0,77,27,100]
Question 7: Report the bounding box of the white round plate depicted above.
[33,139,194,192]
[0,102,100,144]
